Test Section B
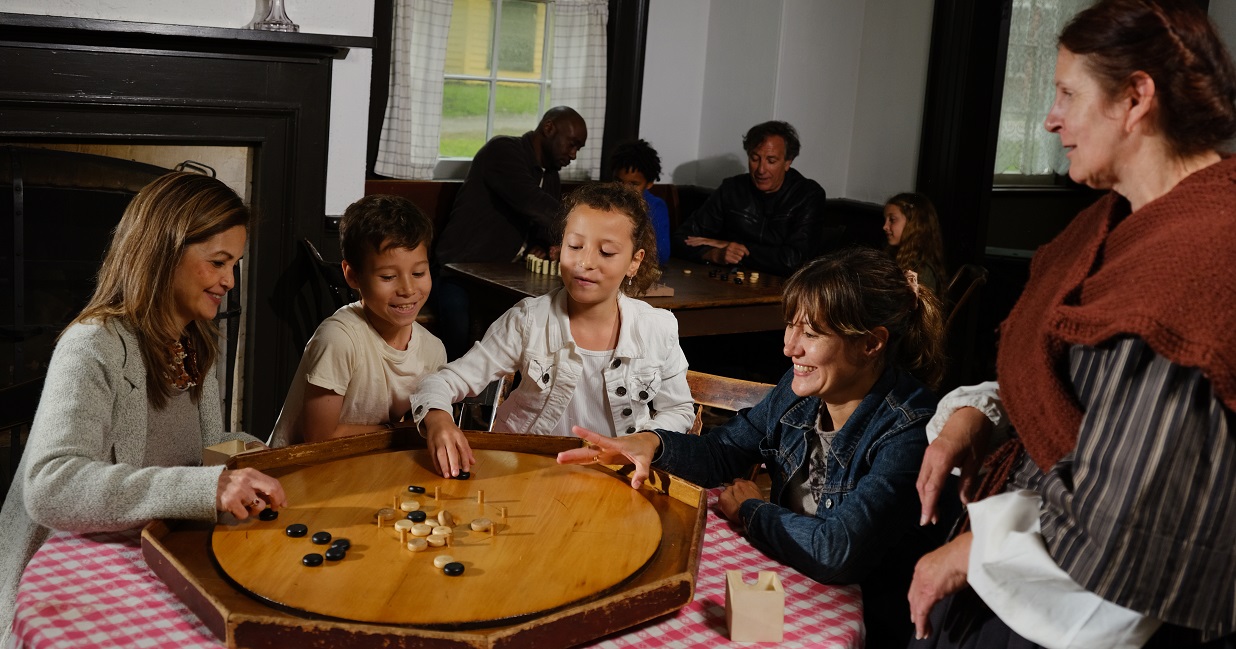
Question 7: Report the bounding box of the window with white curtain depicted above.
[376,0,607,181]
[440,0,554,159]
[993,0,1093,182]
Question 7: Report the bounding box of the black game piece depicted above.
[443,561,465,576]
[708,270,716,278]
[330,538,351,551]
[285,523,308,538]
[311,531,332,545]
[302,553,324,567]
[407,510,428,523]
[720,274,729,281]
[407,485,426,494]
[453,471,471,480]
[324,547,346,561]
[258,508,278,521]
[735,278,743,285]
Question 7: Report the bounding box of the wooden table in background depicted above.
[446,260,785,337]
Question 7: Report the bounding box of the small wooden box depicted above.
[202,440,260,466]
[725,570,785,642]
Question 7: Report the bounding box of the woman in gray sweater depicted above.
[0,172,287,636]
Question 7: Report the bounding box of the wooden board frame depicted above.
[142,427,707,649]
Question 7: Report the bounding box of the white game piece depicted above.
[470,517,493,532]
[432,525,453,537]
[438,510,455,528]
[406,538,428,552]
[400,500,420,512]
[394,519,414,532]
[433,555,456,569]
[411,523,434,537]
[426,534,447,547]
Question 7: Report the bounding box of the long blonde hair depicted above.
[72,172,250,407]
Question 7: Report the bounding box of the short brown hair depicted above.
[339,194,433,270]
[555,182,661,296]
[782,247,945,389]
[1060,0,1236,156]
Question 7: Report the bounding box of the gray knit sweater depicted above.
[0,319,258,634]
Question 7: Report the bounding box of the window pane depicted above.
[493,82,541,138]
[445,0,493,77]
[440,79,491,158]
[497,1,546,78]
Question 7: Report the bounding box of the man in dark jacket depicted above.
[433,106,587,358]
[673,121,826,277]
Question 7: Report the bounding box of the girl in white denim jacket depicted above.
[413,183,694,477]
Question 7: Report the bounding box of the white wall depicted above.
[640,0,933,202]
[639,0,710,185]
[692,0,783,187]
[773,1,864,199]
[846,0,934,203]
[2,0,373,215]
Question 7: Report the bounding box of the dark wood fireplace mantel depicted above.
[0,12,372,436]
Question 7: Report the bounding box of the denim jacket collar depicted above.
[779,366,902,471]
[544,288,644,360]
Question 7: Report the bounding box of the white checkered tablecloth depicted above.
[12,490,862,649]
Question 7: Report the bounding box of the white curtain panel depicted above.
[376,0,455,179]
[551,0,608,181]
[993,0,1092,177]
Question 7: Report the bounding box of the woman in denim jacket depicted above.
[561,247,946,648]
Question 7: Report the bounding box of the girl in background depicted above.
[884,192,947,295]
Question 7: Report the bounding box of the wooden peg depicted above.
[434,486,440,501]
[499,506,508,522]
[477,490,485,506]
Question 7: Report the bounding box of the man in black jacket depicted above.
[673,121,826,277]
[432,106,586,358]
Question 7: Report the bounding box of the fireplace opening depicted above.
[1,144,254,435]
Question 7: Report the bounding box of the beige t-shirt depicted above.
[269,302,446,446]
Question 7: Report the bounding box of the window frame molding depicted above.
[367,0,650,181]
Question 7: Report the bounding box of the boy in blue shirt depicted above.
[611,139,671,267]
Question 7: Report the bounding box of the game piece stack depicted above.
[525,254,559,276]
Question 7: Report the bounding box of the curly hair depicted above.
[339,194,433,270]
[609,139,662,183]
[1060,0,1236,156]
[742,121,802,161]
[885,193,946,293]
[555,182,661,296]
[73,172,249,408]
[781,247,946,390]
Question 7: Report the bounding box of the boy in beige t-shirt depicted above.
[270,195,446,446]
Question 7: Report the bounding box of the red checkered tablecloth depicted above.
[12,490,862,648]
[11,528,219,649]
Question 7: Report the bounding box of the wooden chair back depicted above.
[944,263,988,335]
[684,370,774,436]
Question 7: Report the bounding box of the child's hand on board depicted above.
[421,409,476,477]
